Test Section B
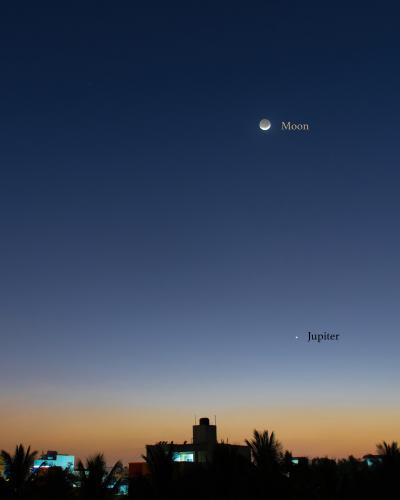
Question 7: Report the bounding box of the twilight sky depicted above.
[1,1,400,463]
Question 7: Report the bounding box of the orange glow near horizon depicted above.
[1,401,399,464]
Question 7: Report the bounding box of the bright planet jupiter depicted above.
[259,118,271,130]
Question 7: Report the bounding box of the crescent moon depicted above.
[259,118,271,131]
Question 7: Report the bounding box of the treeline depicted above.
[1,430,399,499]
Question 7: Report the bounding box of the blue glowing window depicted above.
[173,452,194,462]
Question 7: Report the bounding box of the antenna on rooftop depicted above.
[194,415,197,425]
[214,414,217,425]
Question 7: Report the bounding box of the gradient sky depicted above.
[1,1,400,463]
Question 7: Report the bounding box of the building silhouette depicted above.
[145,417,250,464]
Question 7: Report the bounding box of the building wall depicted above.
[193,423,217,446]
[128,462,150,477]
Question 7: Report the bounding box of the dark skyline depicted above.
[1,1,400,462]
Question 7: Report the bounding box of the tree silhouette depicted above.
[376,440,400,460]
[76,453,123,500]
[32,466,74,500]
[2,437,399,499]
[245,430,283,472]
[375,440,400,496]
[0,444,37,499]
[245,430,287,498]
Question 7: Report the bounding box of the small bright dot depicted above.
[295,336,299,339]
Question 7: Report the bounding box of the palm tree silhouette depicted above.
[376,441,400,477]
[0,444,37,499]
[34,465,75,500]
[77,453,123,499]
[245,430,283,472]
[376,440,400,460]
[245,430,286,498]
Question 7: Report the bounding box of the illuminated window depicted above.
[173,452,194,462]
[33,455,74,470]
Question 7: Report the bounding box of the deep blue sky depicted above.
[1,1,400,459]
